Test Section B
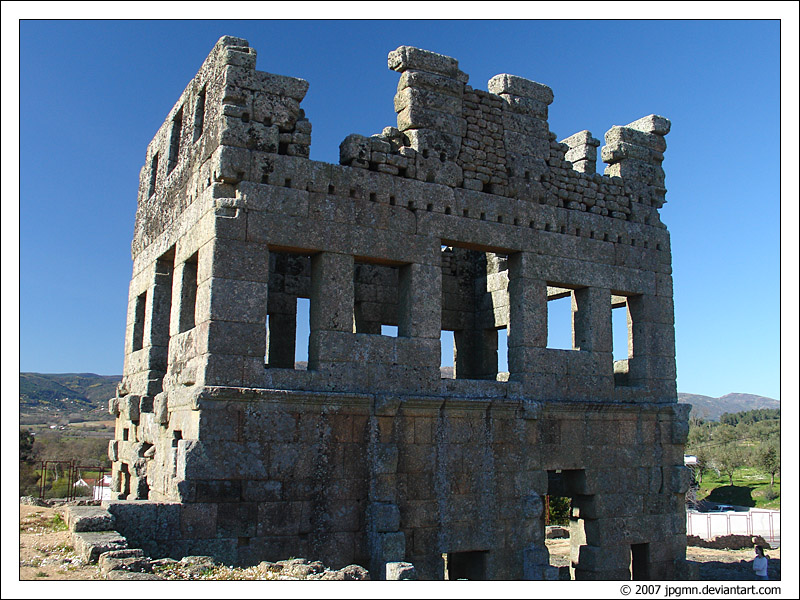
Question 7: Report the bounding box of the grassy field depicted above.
[696,467,780,510]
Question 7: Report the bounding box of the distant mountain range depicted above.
[678,392,780,421]
[19,372,120,414]
[19,372,777,423]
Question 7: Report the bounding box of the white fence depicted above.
[687,510,780,547]
[92,485,111,501]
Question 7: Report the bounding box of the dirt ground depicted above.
[18,504,102,581]
[18,504,781,581]
[545,538,781,581]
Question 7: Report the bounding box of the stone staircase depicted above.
[65,506,128,561]
[64,506,163,579]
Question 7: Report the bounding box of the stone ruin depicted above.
[107,36,691,580]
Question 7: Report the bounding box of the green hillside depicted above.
[19,372,120,412]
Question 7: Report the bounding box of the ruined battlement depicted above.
[109,38,687,580]
[133,40,671,259]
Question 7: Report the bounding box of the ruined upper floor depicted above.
[133,37,671,258]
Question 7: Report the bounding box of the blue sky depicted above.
[8,15,793,401]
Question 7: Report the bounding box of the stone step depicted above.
[99,548,150,577]
[65,506,116,532]
[73,531,128,563]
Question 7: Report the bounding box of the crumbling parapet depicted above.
[560,130,601,174]
[603,114,671,209]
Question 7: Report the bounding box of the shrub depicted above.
[48,514,68,532]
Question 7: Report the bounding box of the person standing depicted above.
[752,545,769,580]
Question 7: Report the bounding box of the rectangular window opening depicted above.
[496,326,508,381]
[440,330,455,379]
[294,298,310,368]
[132,291,147,351]
[178,253,198,333]
[612,295,632,386]
[266,251,312,369]
[442,246,509,380]
[119,463,131,498]
[381,324,398,337]
[631,543,650,580]
[546,289,574,350]
[545,469,588,581]
[443,550,488,581]
[147,152,159,197]
[193,87,206,142]
[168,106,184,173]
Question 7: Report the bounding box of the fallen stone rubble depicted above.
[97,551,371,581]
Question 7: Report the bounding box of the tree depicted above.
[713,443,744,486]
[713,424,737,445]
[691,446,712,484]
[19,429,35,461]
[757,443,780,487]
[547,496,571,526]
[19,429,41,496]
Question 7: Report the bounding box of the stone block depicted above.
[122,395,140,423]
[572,544,631,571]
[340,133,371,166]
[389,46,461,79]
[503,129,550,158]
[386,561,417,580]
[252,93,300,131]
[397,105,467,137]
[73,531,129,563]
[601,141,664,165]
[397,69,465,97]
[66,506,116,533]
[605,125,667,153]
[394,86,461,115]
[108,439,119,462]
[626,114,671,135]
[104,500,159,541]
[310,252,354,333]
[499,94,549,119]
[502,112,550,138]
[667,465,694,494]
[207,277,268,324]
[179,502,218,539]
[105,570,164,581]
[372,531,406,562]
[402,128,462,159]
[217,501,258,537]
[521,493,544,519]
[99,549,151,576]
[372,443,399,474]
[222,64,309,100]
[561,129,600,150]
[488,74,554,104]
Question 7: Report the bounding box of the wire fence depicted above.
[20,459,109,501]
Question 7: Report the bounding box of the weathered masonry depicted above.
[108,36,691,580]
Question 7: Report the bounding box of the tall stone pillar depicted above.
[507,252,547,379]
[308,251,354,369]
